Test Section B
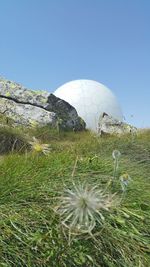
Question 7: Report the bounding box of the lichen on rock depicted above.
[0,77,86,131]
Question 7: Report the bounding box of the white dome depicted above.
[54,79,123,131]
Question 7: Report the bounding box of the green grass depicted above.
[0,127,150,266]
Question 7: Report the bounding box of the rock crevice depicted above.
[0,94,45,109]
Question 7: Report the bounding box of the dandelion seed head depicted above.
[112,150,121,160]
[56,183,116,233]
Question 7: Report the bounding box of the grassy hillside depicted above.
[0,125,149,267]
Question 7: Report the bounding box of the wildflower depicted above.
[55,183,116,233]
[120,173,131,192]
[29,137,51,155]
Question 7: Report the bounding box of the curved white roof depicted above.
[54,79,123,131]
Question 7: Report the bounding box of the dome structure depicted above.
[54,80,123,131]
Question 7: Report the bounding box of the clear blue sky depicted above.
[0,0,150,128]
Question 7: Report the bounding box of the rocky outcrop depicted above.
[0,97,57,127]
[0,78,85,130]
[98,113,137,135]
[46,94,85,130]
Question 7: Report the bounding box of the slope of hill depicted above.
[0,125,149,266]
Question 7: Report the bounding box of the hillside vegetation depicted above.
[0,124,150,267]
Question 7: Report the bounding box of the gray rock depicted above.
[46,94,86,130]
[0,78,85,130]
[98,113,137,135]
[0,98,57,127]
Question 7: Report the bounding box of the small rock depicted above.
[98,113,136,135]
